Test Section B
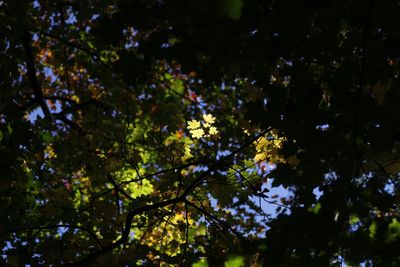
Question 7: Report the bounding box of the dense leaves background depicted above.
[1,0,400,266]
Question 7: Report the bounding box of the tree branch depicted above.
[64,129,271,265]
[1,224,103,248]
[22,30,52,120]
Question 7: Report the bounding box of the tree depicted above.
[1,0,400,266]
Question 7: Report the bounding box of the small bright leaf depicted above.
[202,114,216,124]
[193,261,208,267]
[224,255,244,267]
[171,79,185,95]
[190,128,205,139]
[369,221,377,239]
[187,119,201,130]
[209,126,218,135]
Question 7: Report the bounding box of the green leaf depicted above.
[7,124,12,135]
[369,221,377,239]
[388,218,400,241]
[198,223,207,236]
[224,255,244,267]
[349,215,360,225]
[308,203,322,214]
[223,0,243,20]
[192,261,208,267]
[41,132,54,143]
[171,79,184,95]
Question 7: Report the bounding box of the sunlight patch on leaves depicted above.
[44,144,57,159]
[192,260,208,267]
[133,211,196,258]
[253,131,286,164]
[187,114,218,140]
[224,255,245,267]
[114,168,154,199]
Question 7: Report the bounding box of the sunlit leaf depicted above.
[224,255,244,267]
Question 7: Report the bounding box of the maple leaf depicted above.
[190,128,205,139]
[202,114,215,124]
[209,126,219,135]
[184,145,193,157]
[254,153,267,162]
[182,145,193,161]
[187,119,201,130]
[255,137,268,152]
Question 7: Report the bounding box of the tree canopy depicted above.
[1,0,400,266]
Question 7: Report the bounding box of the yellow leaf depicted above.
[187,119,201,130]
[255,137,268,152]
[202,114,215,124]
[71,95,80,103]
[254,153,266,162]
[44,145,57,159]
[190,128,205,139]
[209,126,219,135]
[183,145,193,160]
[273,138,283,148]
